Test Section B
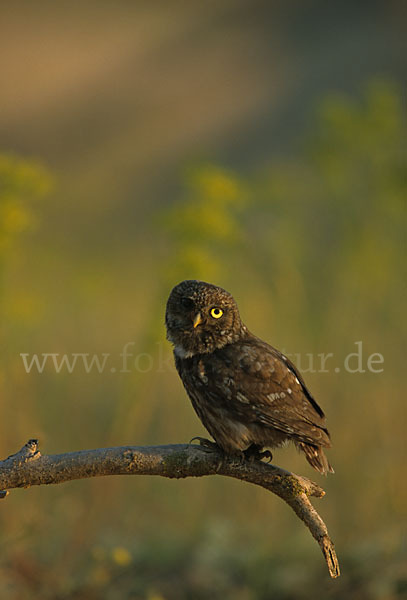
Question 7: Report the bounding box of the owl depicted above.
[165,280,333,475]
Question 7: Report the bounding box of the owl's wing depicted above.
[212,337,331,448]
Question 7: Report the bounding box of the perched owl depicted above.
[165,280,333,475]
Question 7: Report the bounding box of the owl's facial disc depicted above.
[165,280,245,356]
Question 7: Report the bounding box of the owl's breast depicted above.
[175,351,235,403]
[175,351,258,452]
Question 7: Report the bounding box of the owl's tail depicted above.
[299,442,334,475]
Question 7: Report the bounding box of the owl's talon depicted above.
[189,437,224,471]
[189,437,219,452]
[243,445,273,463]
[259,450,273,463]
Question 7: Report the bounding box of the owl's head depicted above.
[166,280,246,357]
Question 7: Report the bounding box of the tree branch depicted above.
[0,439,340,578]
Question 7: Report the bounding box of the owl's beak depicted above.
[193,312,203,328]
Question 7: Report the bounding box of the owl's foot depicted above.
[258,449,273,463]
[189,437,223,472]
[189,436,220,452]
[244,444,273,463]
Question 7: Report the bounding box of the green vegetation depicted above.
[160,164,247,282]
[0,81,405,599]
[0,153,53,291]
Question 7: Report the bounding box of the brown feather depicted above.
[166,280,334,475]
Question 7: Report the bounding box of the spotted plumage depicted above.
[165,280,333,474]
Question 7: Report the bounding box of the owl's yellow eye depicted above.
[210,307,223,319]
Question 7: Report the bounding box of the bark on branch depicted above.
[0,439,340,578]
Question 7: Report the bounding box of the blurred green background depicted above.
[0,1,405,598]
